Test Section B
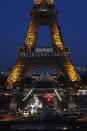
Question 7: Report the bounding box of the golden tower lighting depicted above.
[7,0,83,89]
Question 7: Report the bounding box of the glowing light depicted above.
[24,95,43,115]
[23,111,29,117]
[63,127,68,130]
[23,89,34,102]
[79,90,87,95]
[34,95,43,108]
[54,89,62,102]
[5,93,12,96]
[43,91,56,105]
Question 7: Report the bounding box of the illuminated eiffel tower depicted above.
[7,0,83,89]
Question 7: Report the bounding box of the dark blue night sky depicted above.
[0,0,87,68]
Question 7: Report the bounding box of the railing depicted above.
[19,51,70,58]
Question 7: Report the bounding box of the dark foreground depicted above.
[0,118,87,131]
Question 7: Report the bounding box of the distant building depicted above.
[0,68,11,77]
[10,98,17,112]
[76,66,87,76]
[40,72,50,81]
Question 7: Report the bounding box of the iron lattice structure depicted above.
[7,0,82,89]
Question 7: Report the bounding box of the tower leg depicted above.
[7,56,36,89]
[7,57,28,89]
[50,20,65,50]
[50,20,82,88]
[24,17,39,52]
[57,57,83,88]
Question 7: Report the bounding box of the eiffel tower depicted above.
[7,0,83,89]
